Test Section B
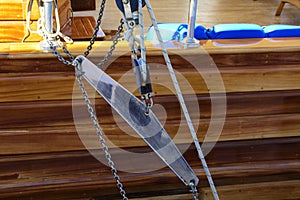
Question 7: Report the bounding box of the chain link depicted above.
[84,0,107,57]
[44,35,74,66]
[42,1,201,199]
[74,67,128,200]
[47,18,124,68]
[41,1,129,197]
[190,181,199,200]
[97,19,124,68]
[45,38,129,199]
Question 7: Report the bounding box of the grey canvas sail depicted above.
[76,56,199,186]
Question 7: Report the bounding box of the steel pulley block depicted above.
[115,0,145,14]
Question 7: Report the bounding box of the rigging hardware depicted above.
[24,0,73,50]
[119,0,154,114]
[181,0,200,48]
[144,0,219,198]
[74,55,199,187]
[36,0,222,199]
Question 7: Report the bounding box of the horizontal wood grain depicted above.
[0,137,299,199]
[1,39,300,199]
[0,0,40,20]
[0,113,299,155]
[0,21,42,42]
[1,38,300,57]
[201,180,300,200]
[0,0,71,42]
[1,1,300,198]
[1,63,300,102]
[2,50,300,73]
[0,90,300,154]
[1,90,299,127]
[89,0,300,31]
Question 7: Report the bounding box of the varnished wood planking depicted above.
[1,63,300,102]
[1,90,300,128]
[71,16,105,40]
[72,17,92,38]
[0,113,300,155]
[1,39,300,199]
[0,1,299,199]
[201,180,300,200]
[0,0,71,42]
[0,90,300,155]
[123,181,300,200]
[0,0,40,20]
[57,0,72,36]
[88,0,300,31]
[0,21,42,42]
[2,50,300,73]
[0,137,299,199]
[1,39,300,56]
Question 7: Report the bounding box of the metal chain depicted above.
[190,181,199,200]
[84,0,107,57]
[97,19,124,68]
[44,35,74,66]
[45,40,129,199]
[74,65,128,200]
[45,18,124,68]
[41,14,129,200]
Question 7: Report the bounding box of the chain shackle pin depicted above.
[189,180,199,200]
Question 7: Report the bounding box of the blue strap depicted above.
[172,24,188,41]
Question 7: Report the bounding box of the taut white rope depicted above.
[144,0,220,199]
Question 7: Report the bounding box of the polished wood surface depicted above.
[75,0,300,31]
[0,0,72,42]
[0,38,300,199]
[1,0,300,198]
[0,138,299,199]
[0,0,40,20]
[71,16,105,40]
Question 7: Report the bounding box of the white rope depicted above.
[138,0,147,82]
[144,0,220,199]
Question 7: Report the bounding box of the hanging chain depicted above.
[74,63,128,200]
[43,35,129,200]
[39,0,129,197]
[43,34,74,66]
[97,19,124,68]
[189,181,199,200]
[84,0,107,57]
[41,0,203,199]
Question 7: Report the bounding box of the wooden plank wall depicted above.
[0,40,300,199]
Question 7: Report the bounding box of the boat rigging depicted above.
[24,0,219,199]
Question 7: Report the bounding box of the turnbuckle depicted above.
[132,57,154,114]
[118,0,153,114]
[141,93,154,115]
[189,180,199,200]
